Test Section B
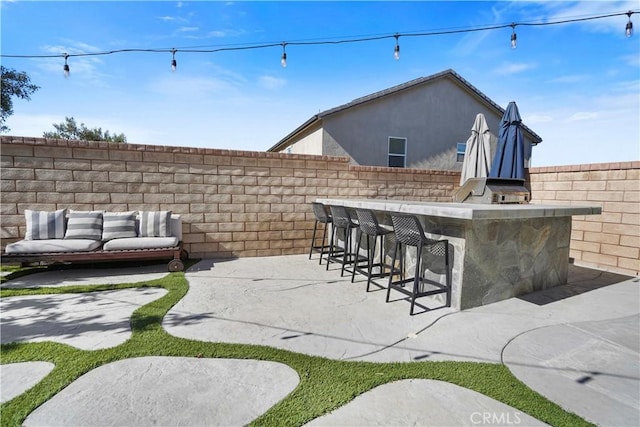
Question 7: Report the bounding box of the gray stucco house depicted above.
[268,69,542,171]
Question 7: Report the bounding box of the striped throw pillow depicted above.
[64,211,104,240]
[138,211,172,237]
[102,212,137,241]
[24,209,67,240]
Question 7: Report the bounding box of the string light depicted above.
[280,42,287,68]
[3,8,636,76]
[63,53,70,78]
[394,34,400,60]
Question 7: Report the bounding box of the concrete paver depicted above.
[23,357,299,427]
[503,315,640,427]
[1,263,168,288]
[0,288,167,350]
[305,379,548,426]
[166,256,638,364]
[1,256,638,426]
[0,362,55,403]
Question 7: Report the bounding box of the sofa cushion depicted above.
[24,209,67,240]
[139,211,172,237]
[64,211,104,240]
[102,212,137,241]
[5,239,102,254]
[102,236,179,251]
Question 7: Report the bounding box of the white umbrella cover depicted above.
[460,113,493,185]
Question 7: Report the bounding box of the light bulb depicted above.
[63,54,70,78]
[393,34,400,60]
[280,43,287,68]
[171,59,177,71]
[626,20,633,38]
[510,24,517,49]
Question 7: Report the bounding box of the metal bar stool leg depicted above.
[319,222,329,265]
[351,228,363,283]
[309,219,319,260]
[366,235,376,292]
[386,241,400,303]
[326,223,337,271]
[410,245,423,315]
[340,226,352,277]
[445,244,451,307]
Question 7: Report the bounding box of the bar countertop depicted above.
[316,198,602,220]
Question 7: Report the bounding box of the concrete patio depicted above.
[1,255,638,426]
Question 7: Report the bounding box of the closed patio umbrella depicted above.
[460,113,493,185]
[489,101,525,180]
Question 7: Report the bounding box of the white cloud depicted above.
[178,26,199,32]
[42,40,101,55]
[36,42,110,87]
[182,28,247,40]
[567,112,599,122]
[0,0,18,9]
[147,75,239,98]
[258,75,286,90]
[621,53,640,68]
[533,1,638,35]
[494,62,536,75]
[547,74,590,84]
[531,108,639,166]
[206,30,227,37]
[515,78,639,166]
[525,114,553,124]
[4,114,63,138]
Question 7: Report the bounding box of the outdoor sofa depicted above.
[1,210,187,272]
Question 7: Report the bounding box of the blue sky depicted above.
[2,0,638,167]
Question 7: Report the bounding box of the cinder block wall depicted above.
[0,137,457,259]
[530,162,639,276]
[3,137,637,275]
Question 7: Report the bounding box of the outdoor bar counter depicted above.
[317,198,601,310]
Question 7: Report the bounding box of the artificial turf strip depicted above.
[0,271,594,427]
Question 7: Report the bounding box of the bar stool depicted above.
[387,214,451,315]
[309,202,333,265]
[326,205,359,276]
[351,208,398,292]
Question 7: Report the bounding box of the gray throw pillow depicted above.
[138,211,172,237]
[24,209,67,240]
[64,210,104,240]
[102,212,138,241]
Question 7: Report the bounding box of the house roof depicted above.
[268,68,543,152]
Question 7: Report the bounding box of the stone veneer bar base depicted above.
[318,199,600,310]
[457,215,570,309]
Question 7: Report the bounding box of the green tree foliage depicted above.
[43,116,127,143]
[0,66,40,133]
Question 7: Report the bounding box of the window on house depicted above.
[456,142,466,163]
[388,137,406,168]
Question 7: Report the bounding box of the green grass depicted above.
[0,266,594,427]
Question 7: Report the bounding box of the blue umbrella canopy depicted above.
[489,101,525,179]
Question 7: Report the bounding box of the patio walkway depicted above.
[1,255,638,426]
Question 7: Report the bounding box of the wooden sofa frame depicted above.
[1,245,188,272]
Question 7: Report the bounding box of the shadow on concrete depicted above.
[518,264,635,305]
